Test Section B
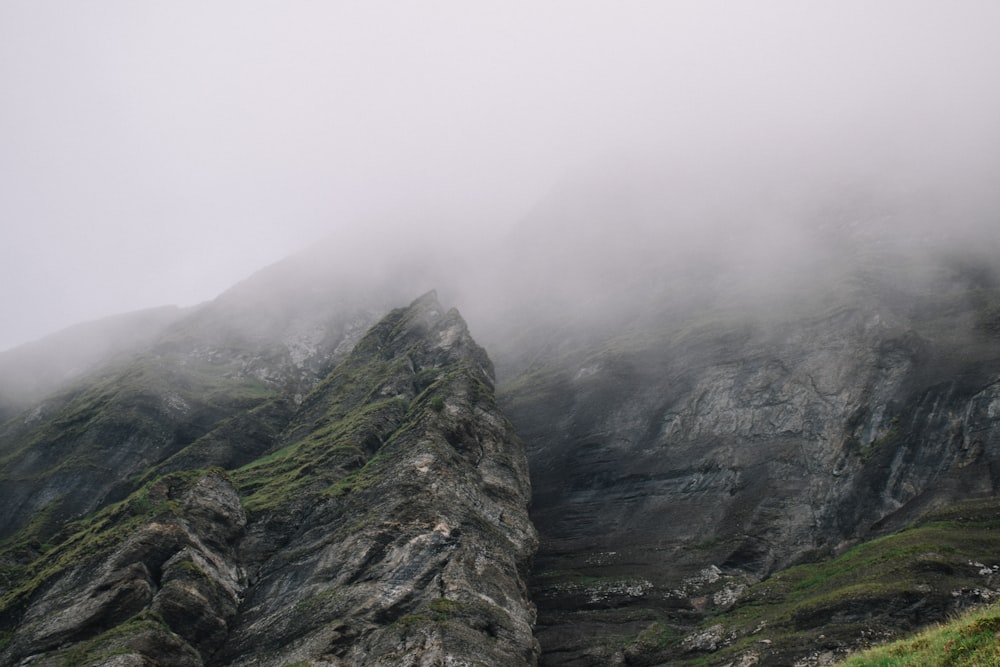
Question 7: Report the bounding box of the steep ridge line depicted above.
[0,292,538,666]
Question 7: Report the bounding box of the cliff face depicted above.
[0,292,538,666]
[497,247,1000,664]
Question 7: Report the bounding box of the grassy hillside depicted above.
[621,497,1000,665]
[836,603,1000,666]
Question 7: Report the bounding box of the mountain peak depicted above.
[0,294,536,666]
[410,288,440,309]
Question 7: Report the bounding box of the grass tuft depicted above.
[837,603,1000,666]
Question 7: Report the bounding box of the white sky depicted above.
[2,1,999,351]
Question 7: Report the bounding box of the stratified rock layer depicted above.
[500,258,1000,665]
[0,293,538,667]
[220,292,538,666]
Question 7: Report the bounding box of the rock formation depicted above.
[492,225,1000,664]
[0,292,538,666]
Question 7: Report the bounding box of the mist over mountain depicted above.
[8,145,997,404]
[2,150,1000,664]
[4,2,1000,352]
[4,3,1000,665]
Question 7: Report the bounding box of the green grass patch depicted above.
[837,604,1000,666]
[632,621,683,650]
[428,597,463,622]
[641,497,1000,666]
[232,396,407,512]
[53,609,173,667]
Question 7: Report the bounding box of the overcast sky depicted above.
[2,1,999,351]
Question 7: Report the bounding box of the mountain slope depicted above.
[0,292,538,666]
[631,496,1000,665]
[836,599,1000,666]
[0,306,184,421]
[488,193,1000,664]
[0,245,420,545]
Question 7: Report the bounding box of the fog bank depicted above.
[2,2,999,350]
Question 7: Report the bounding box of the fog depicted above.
[2,1,999,352]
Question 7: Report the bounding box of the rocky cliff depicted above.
[0,292,538,666]
[493,224,1000,664]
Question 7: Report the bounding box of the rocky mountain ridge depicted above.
[1,292,537,666]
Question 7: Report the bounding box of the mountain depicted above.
[484,180,1000,665]
[2,171,1000,666]
[0,292,537,666]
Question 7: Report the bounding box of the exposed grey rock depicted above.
[500,252,1000,663]
[0,293,537,667]
[0,471,245,667]
[217,292,538,666]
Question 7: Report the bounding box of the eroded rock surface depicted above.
[499,257,1000,664]
[1,471,245,666]
[0,293,538,667]
[219,292,538,666]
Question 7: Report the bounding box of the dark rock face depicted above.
[498,262,1000,663]
[0,293,538,667]
[218,292,538,666]
[1,471,245,667]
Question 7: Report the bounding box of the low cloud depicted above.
[1,2,998,350]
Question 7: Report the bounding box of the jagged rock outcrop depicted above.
[0,292,538,666]
[1,470,246,666]
[218,292,539,666]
